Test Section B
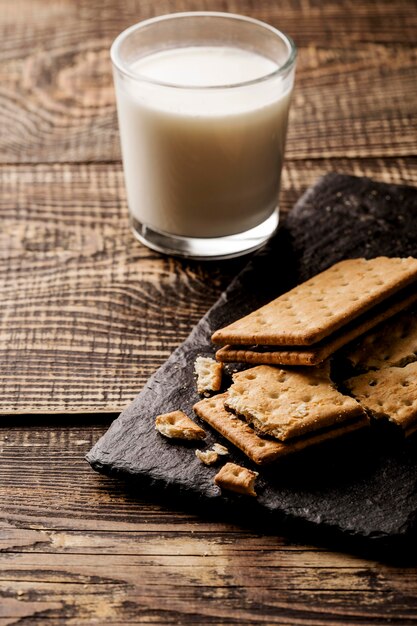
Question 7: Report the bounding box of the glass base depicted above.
[130,211,279,260]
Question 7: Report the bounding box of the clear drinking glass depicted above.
[111,12,296,259]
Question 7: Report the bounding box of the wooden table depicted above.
[1,1,416,623]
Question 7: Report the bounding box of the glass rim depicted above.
[110,11,297,90]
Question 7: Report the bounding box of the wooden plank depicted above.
[2,0,415,53]
[0,516,416,621]
[1,425,417,625]
[1,533,417,623]
[290,45,417,159]
[0,1,416,163]
[0,586,414,625]
[1,158,415,414]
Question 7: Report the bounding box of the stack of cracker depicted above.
[190,257,417,467]
[212,257,417,367]
[194,363,369,465]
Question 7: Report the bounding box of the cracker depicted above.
[195,443,229,466]
[216,344,330,367]
[346,361,417,432]
[216,290,417,366]
[345,306,417,372]
[194,393,286,464]
[225,365,365,441]
[194,356,223,394]
[214,462,258,497]
[212,257,417,347]
[155,411,206,441]
[194,393,368,464]
[212,443,229,456]
[195,449,219,465]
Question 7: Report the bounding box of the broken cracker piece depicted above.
[212,443,229,456]
[194,393,368,465]
[345,306,417,372]
[214,462,258,497]
[155,411,206,441]
[195,449,219,466]
[346,361,417,434]
[195,356,223,394]
[195,443,229,466]
[225,364,364,441]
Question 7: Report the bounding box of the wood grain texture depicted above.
[1,158,416,414]
[1,0,417,623]
[0,162,244,414]
[1,425,417,625]
[0,0,416,163]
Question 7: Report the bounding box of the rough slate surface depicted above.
[87,173,417,554]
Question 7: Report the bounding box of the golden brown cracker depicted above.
[194,393,286,464]
[212,257,417,347]
[194,393,368,464]
[216,291,417,366]
[346,361,417,432]
[225,365,365,441]
[216,344,327,366]
[345,306,417,372]
[214,462,258,496]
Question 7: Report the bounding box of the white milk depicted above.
[115,46,293,238]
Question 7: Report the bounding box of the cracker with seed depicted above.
[214,462,258,497]
[346,361,417,434]
[155,411,206,441]
[212,257,417,347]
[194,356,223,394]
[216,291,417,367]
[225,365,365,441]
[194,393,368,464]
[345,306,417,372]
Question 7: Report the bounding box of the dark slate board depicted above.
[87,173,417,555]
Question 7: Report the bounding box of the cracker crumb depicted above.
[195,356,223,395]
[155,411,206,441]
[212,443,229,456]
[195,443,229,466]
[195,449,218,465]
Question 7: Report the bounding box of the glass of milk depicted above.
[111,12,296,259]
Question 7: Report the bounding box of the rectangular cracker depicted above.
[225,365,365,441]
[212,257,417,347]
[346,361,417,433]
[194,393,368,465]
[194,356,223,394]
[216,290,417,366]
[214,462,258,496]
[344,306,417,372]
